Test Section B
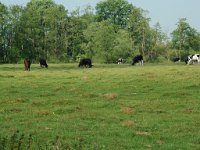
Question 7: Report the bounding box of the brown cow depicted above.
[24,58,31,71]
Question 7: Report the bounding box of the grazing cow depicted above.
[117,58,123,64]
[79,58,93,68]
[24,58,31,71]
[171,57,180,62]
[132,55,143,65]
[39,58,48,68]
[185,54,200,64]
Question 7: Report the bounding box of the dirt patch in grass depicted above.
[156,140,165,145]
[121,106,134,114]
[4,108,22,113]
[121,120,135,127]
[40,92,56,97]
[36,110,51,116]
[81,75,89,80]
[52,100,69,106]
[100,93,118,100]
[54,86,64,92]
[0,74,15,78]
[1,98,28,105]
[31,102,44,107]
[83,93,98,98]
[184,108,194,113]
[135,131,151,136]
[38,126,52,130]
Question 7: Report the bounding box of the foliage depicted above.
[0,2,9,63]
[128,7,151,57]
[0,0,200,63]
[67,11,89,61]
[19,0,68,60]
[147,23,168,61]
[84,20,116,63]
[95,0,133,28]
[171,18,200,60]
[112,29,133,62]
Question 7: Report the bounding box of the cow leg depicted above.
[188,59,192,65]
[24,65,28,71]
[141,60,143,66]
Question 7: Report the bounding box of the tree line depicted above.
[1,0,200,64]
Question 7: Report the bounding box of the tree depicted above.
[128,7,150,57]
[186,27,200,51]
[147,23,168,61]
[0,2,8,63]
[44,3,68,60]
[171,18,200,59]
[6,5,23,63]
[19,0,68,61]
[96,0,133,29]
[112,29,133,62]
[67,10,89,61]
[84,20,116,63]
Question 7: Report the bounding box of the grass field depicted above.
[0,63,200,149]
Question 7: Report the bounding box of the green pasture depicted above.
[0,63,200,149]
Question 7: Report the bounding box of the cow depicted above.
[117,58,123,64]
[132,55,143,66]
[185,54,200,65]
[39,58,48,68]
[171,57,180,62]
[78,58,93,68]
[24,58,31,71]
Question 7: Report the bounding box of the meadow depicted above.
[0,63,200,149]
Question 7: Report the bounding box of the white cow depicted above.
[117,58,123,64]
[186,54,200,65]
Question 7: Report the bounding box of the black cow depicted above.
[39,58,48,68]
[171,57,180,62]
[79,58,93,68]
[24,58,31,71]
[132,55,143,65]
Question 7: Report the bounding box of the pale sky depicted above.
[1,0,200,35]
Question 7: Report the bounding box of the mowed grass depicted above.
[0,63,200,149]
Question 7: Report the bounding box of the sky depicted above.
[1,0,200,35]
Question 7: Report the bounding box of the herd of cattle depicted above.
[23,54,200,71]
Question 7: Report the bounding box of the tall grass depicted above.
[0,63,200,149]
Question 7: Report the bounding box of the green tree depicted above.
[43,3,68,61]
[112,29,133,62]
[186,27,200,52]
[171,18,200,59]
[0,2,8,63]
[84,20,116,63]
[19,0,68,61]
[67,6,95,62]
[147,23,168,61]
[67,11,88,61]
[128,7,150,57]
[96,0,133,28]
[7,5,23,63]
